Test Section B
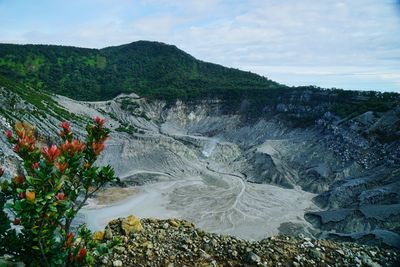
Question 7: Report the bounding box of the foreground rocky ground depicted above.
[96,216,400,267]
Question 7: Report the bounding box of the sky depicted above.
[0,0,400,92]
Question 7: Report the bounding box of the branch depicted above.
[38,216,50,267]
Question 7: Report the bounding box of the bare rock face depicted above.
[1,84,399,248]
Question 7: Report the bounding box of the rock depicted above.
[365,261,381,267]
[113,260,123,267]
[144,241,154,249]
[104,227,113,240]
[246,251,261,264]
[146,249,153,258]
[183,221,194,228]
[199,249,211,260]
[336,249,345,256]
[92,230,105,241]
[115,246,126,253]
[310,249,323,260]
[122,215,143,235]
[361,253,381,267]
[101,256,109,265]
[301,241,314,248]
[169,219,180,227]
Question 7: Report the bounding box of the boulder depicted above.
[122,215,143,235]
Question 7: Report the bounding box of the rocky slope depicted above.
[0,78,400,252]
[97,216,400,267]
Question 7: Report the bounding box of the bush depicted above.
[0,117,118,266]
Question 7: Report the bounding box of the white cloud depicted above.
[0,0,399,92]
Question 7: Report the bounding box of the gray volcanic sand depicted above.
[56,95,318,240]
[82,137,317,240]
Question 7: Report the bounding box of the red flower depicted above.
[11,127,36,153]
[72,140,86,151]
[18,192,25,199]
[91,142,104,156]
[0,167,4,177]
[42,145,61,162]
[56,162,68,173]
[77,247,87,261]
[13,218,21,225]
[95,116,106,127]
[59,121,72,138]
[5,130,13,139]
[14,122,34,141]
[61,121,71,133]
[18,135,36,151]
[56,192,65,201]
[65,233,73,248]
[32,162,39,170]
[61,140,86,155]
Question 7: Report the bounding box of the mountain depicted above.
[1,41,398,120]
[0,41,283,101]
[0,41,400,255]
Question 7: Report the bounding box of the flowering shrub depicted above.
[0,117,118,266]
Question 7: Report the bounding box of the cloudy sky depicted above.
[1,0,399,92]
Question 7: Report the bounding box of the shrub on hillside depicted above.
[0,117,118,266]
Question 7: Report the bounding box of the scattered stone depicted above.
[114,246,126,254]
[113,260,123,267]
[168,219,180,228]
[301,241,314,248]
[246,251,261,264]
[92,230,105,241]
[98,217,400,267]
[336,249,345,256]
[104,227,113,240]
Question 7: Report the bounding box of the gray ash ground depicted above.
[98,218,400,267]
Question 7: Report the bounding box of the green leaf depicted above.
[49,205,57,212]
[25,176,34,184]
[13,201,21,211]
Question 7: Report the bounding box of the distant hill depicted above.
[0,41,283,101]
[0,41,398,119]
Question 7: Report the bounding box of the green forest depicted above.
[0,41,283,101]
[0,41,398,118]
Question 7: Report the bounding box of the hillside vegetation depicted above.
[0,41,398,118]
[0,41,282,101]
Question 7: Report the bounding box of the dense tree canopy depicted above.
[0,41,283,101]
